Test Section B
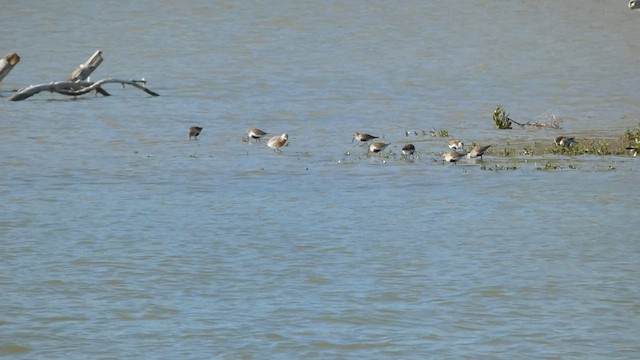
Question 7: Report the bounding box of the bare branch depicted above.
[0,52,21,82]
[8,79,159,101]
[69,50,103,82]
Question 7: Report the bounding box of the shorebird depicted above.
[466,144,491,160]
[554,136,576,147]
[267,133,288,151]
[627,147,638,157]
[447,140,464,150]
[560,137,576,147]
[246,128,268,142]
[188,126,203,140]
[368,142,390,153]
[353,132,379,144]
[630,0,640,9]
[401,144,416,159]
[442,151,464,163]
[553,136,564,145]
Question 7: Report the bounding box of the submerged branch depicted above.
[8,79,159,101]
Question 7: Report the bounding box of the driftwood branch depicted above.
[511,119,561,129]
[5,51,157,101]
[69,50,103,82]
[70,50,110,96]
[0,52,20,82]
[9,79,159,101]
[512,111,562,129]
[517,121,561,129]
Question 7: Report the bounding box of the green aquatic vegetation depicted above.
[537,162,563,171]
[550,139,627,156]
[465,137,632,159]
[550,143,581,155]
[367,149,397,159]
[591,141,612,155]
[429,128,450,137]
[480,164,518,171]
[493,105,512,129]
[500,148,511,157]
[380,150,396,159]
[623,120,640,144]
[536,162,580,171]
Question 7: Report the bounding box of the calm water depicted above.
[1,1,640,359]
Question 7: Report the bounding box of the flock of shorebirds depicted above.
[187,126,609,162]
[183,1,640,161]
[350,132,495,163]
[189,126,289,151]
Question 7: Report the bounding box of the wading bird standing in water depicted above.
[442,151,464,163]
[246,128,268,142]
[401,144,416,159]
[447,140,464,150]
[267,133,289,151]
[353,132,379,144]
[368,142,390,153]
[189,126,203,140]
[466,145,491,160]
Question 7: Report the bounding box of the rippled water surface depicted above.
[1,1,640,359]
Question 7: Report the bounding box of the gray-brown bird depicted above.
[402,144,416,159]
[554,136,576,147]
[442,151,464,163]
[246,128,268,142]
[353,132,379,144]
[368,142,390,153]
[447,140,464,150]
[188,126,203,140]
[267,133,289,151]
[466,144,491,160]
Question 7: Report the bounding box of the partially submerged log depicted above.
[9,79,159,101]
[69,50,109,96]
[0,52,20,82]
[69,50,103,82]
[4,50,158,101]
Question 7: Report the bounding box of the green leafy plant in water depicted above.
[622,120,640,144]
[593,141,612,155]
[537,162,562,171]
[371,150,396,159]
[480,164,518,171]
[493,105,512,129]
[558,139,619,156]
[551,143,579,155]
[429,128,449,137]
